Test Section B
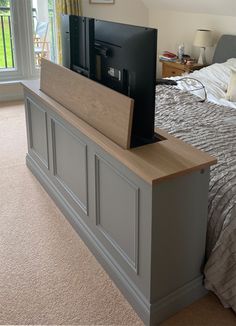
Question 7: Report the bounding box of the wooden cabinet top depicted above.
[22,79,216,185]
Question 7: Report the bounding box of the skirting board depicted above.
[26,154,208,325]
[0,93,24,102]
[0,83,24,102]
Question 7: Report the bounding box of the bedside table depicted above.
[160,61,205,78]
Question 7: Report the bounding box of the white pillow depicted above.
[227,58,236,67]
[226,69,236,102]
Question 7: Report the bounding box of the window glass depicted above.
[32,0,57,67]
[0,0,15,70]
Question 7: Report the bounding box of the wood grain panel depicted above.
[22,80,217,185]
[40,59,134,149]
[161,61,205,78]
[162,65,184,78]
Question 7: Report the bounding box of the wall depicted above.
[149,10,236,75]
[81,0,149,26]
[143,0,236,17]
[144,0,236,75]
[0,83,23,102]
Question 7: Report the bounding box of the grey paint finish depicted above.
[151,169,210,302]
[51,118,88,215]
[95,154,139,273]
[91,147,153,301]
[24,90,210,325]
[26,98,49,169]
[25,153,152,325]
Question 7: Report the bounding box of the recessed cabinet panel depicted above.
[27,99,49,168]
[95,155,139,272]
[51,119,88,214]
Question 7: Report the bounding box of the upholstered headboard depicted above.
[212,34,236,63]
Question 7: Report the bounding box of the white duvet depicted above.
[172,58,236,109]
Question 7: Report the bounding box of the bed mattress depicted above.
[155,85,236,311]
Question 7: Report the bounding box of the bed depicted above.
[155,35,236,312]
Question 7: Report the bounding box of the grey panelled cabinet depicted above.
[23,82,215,325]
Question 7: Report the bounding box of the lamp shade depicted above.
[193,29,213,48]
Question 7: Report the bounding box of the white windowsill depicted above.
[0,76,39,86]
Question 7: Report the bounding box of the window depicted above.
[0,0,57,82]
[32,0,57,67]
[0,0,14,69]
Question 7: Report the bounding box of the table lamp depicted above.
[193,29,213,65]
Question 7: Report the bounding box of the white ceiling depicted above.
[142,0,236,16]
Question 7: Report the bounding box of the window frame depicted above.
[0,0,39,82]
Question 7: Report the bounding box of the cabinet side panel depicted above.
[151,169,210,303]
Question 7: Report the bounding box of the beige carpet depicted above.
[0,101,235,326]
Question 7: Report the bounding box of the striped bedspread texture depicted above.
[155,86,236,311]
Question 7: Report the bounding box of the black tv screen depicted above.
[61,15,158,148]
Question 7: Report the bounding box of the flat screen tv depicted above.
[61,15,158,148]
